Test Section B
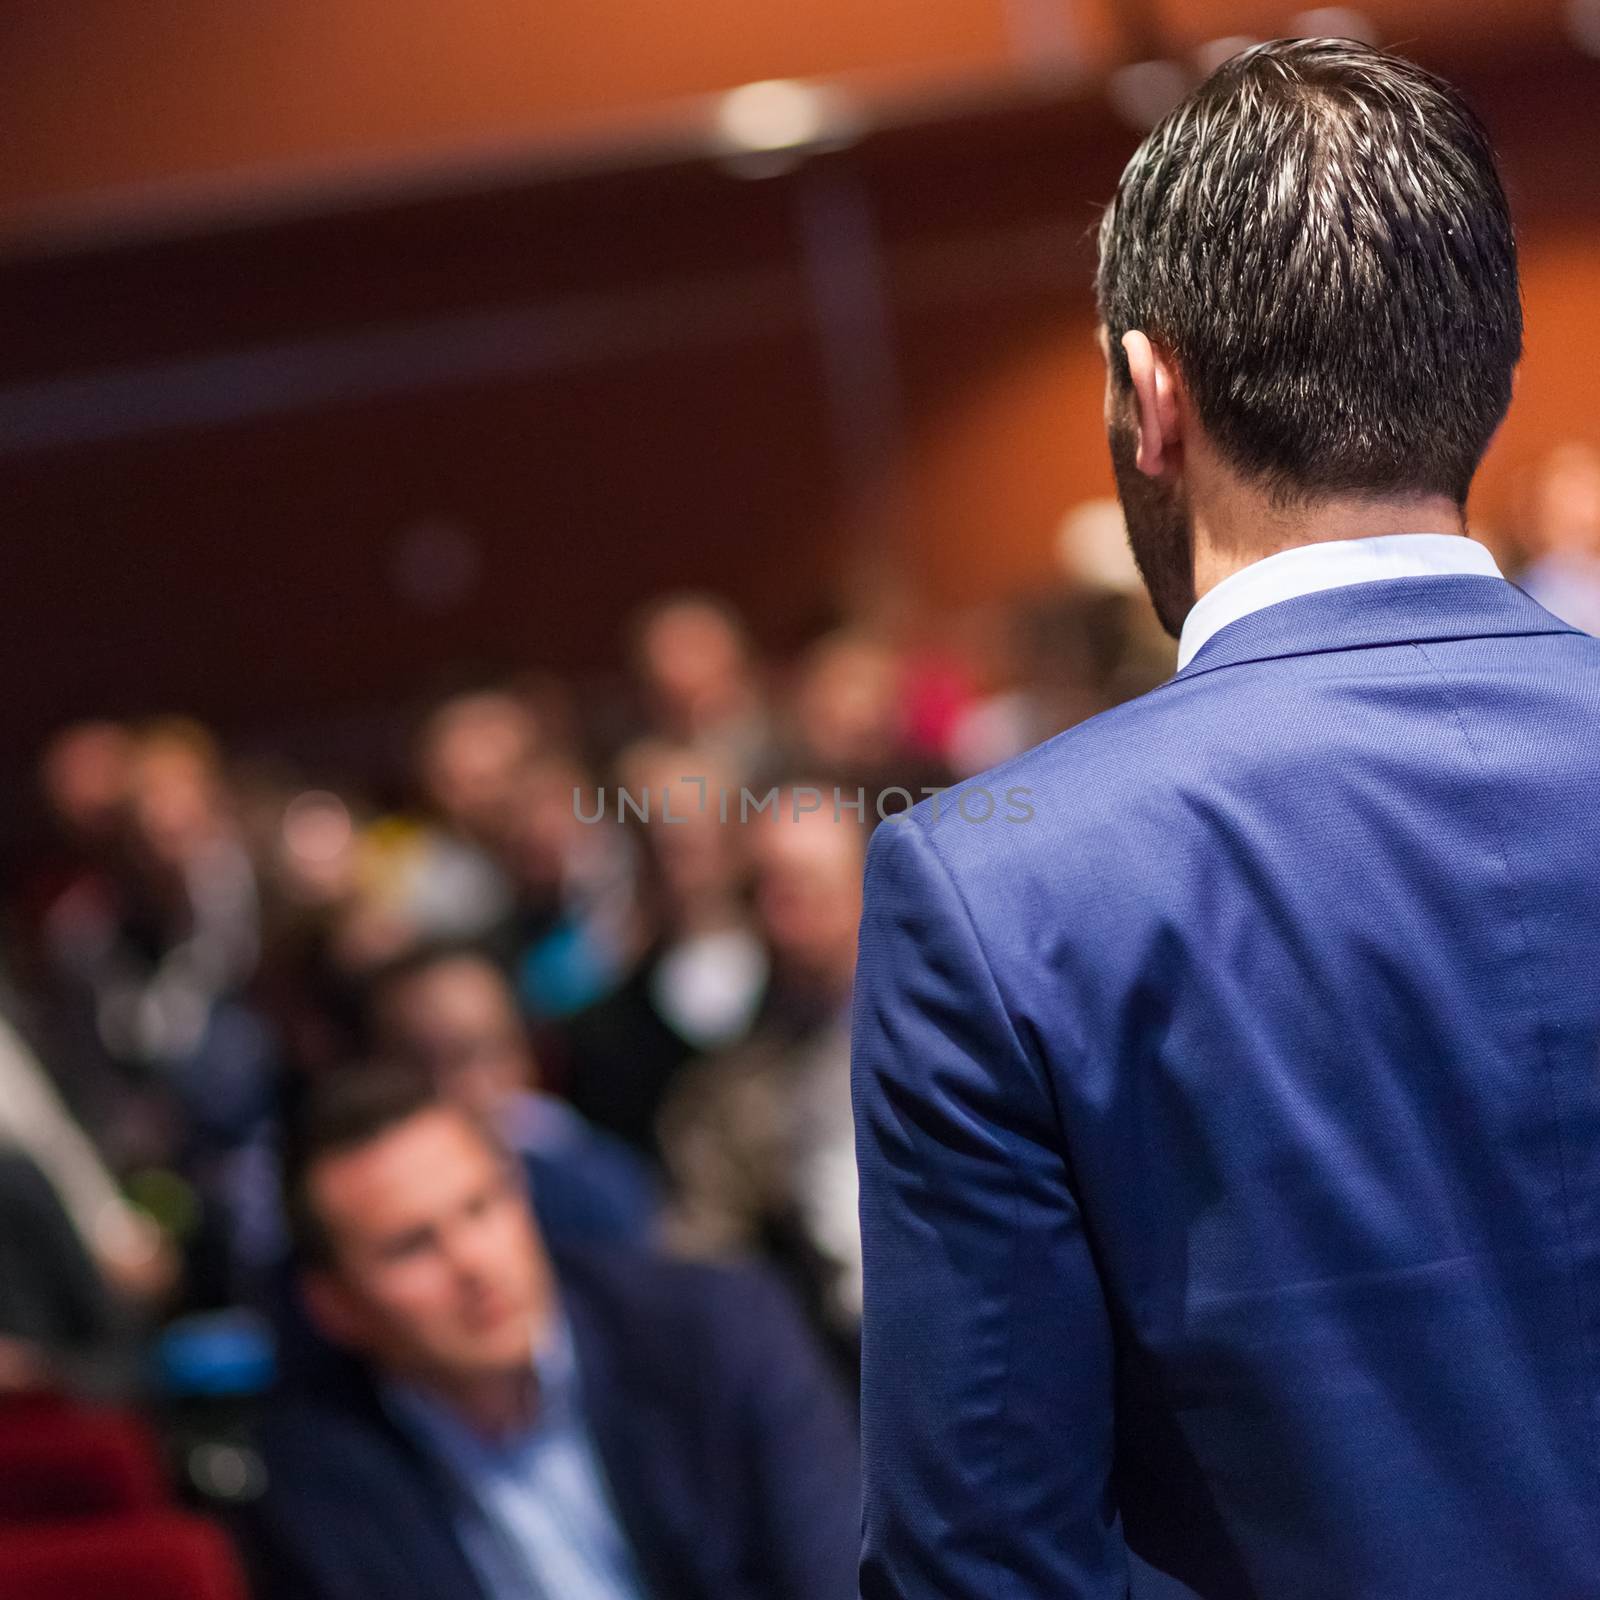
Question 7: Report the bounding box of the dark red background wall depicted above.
[2,2,1596,781]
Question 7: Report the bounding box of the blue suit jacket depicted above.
[852,575,1600,1599]
[247,1249,859,1600]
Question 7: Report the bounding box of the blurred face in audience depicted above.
[418,692,538,844]
[749,805,865,996]
[375,956,532,1122]
[128,729,227,872]
[1529,442,1600,560]
[791,633,903,771]
[620,743,748,925]
[636,599,751,733]
[274,789,361,908]
[504,754,592,897]
[302,1105,551,1392]
[40,721,133,850]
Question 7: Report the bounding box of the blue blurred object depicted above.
[155,1308,276,1397]
[517,919,619,1019]
[506,1092,661,1248]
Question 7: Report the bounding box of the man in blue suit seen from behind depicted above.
[853,37,1600,1600]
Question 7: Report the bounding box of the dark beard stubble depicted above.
[1107,406,1196,640]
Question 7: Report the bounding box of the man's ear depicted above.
[299,1268,369,1353]
[1120,330,1184,479]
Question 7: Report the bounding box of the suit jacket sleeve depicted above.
[851,816,1127,1599]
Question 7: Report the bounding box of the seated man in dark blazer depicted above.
[246,1067,858,1600]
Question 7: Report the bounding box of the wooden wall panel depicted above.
[0,0,1119,227]
[3,36,1599,791]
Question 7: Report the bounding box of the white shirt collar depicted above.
[1176,533,1504,671]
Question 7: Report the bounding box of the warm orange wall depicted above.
[878,86,1600,614]
[890,308,1113,609]
[0,0,1575,230]
[884,222,1600,615]
[1153,0,1568,58]
[3,27,1598,769]
[0,0,1126,223]
[1477,227,1600,527]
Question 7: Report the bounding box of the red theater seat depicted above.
[0,1511,247,1600]
[0,1402,167,1522]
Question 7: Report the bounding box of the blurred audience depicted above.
[783,630,903,777]
[33,719,134,897]
[627,593,775,780]
[416,690,543,853]
[0,983,164,1401]
[562,746,768,1161]
[0,1005,174,1308]
[0,1142,141,1400]
[39,720,263,1114]
[0,573,1181,1582]
[949,501,1173,776]
[946,590,1126,773]
[1516,440,1600,635]
[386,689,535,946]
[248,1069,858,1600]
[660,794,866,1369]
[24,719,272,1309]
[369,946,658,1249]
[497,750,639,1022]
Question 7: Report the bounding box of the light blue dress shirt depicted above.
[383,1312,647,1600]
[1176,531,1504,669]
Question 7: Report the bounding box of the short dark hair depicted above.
[1096,37,1521,507]
[282,1065,501,1270]
[361,939,509,1035]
